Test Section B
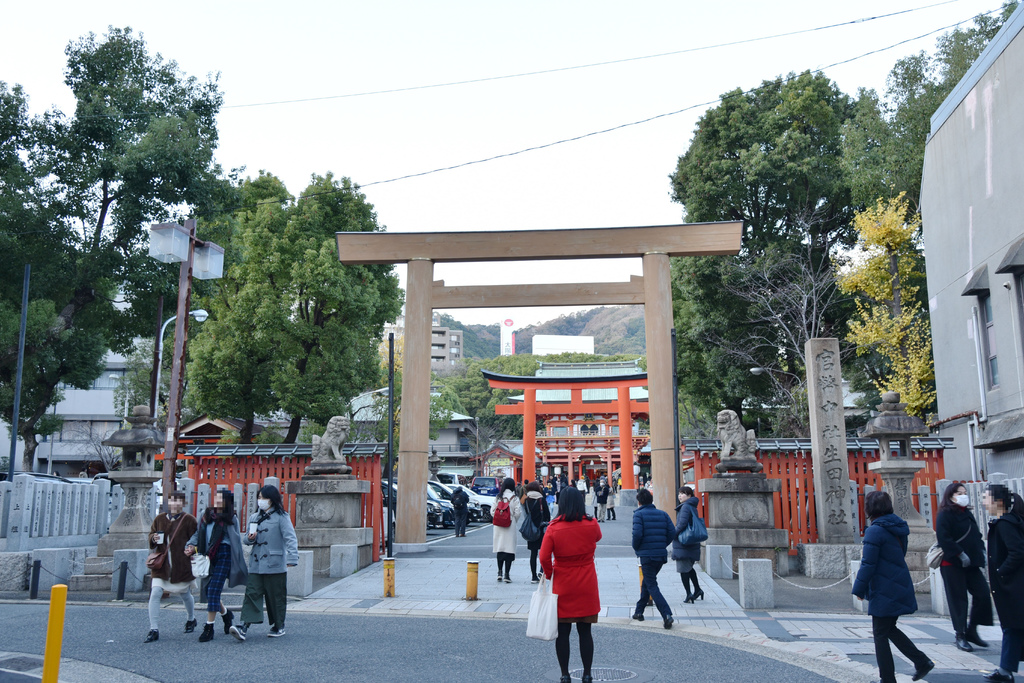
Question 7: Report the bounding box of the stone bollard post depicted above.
[707,545,734,580]
[738,559,773,609]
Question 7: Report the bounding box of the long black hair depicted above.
[938,481,967,513]
[556,486,591,522]
[500,477,516,495]
[259,485,285,514]
[204,488,235,524]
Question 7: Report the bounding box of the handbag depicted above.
[146,515,189,570]
[526,573,559,641]
[191,553,211,579]
[678,514,709,546]
[927,527,971,569]
[519,501,546,542]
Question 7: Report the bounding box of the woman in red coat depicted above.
[539,486,602,683]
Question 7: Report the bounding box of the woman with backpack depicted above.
[539,486,602,683]
[492,477,522,582]
[231,485,299,641]
[673,486,704,603]
[522,481,551,583]
[185,488,247,642]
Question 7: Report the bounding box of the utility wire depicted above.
[221,0,966,110]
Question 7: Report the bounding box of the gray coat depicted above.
[243,509,299,574]
[186,515,249,588]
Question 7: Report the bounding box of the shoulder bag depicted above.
[926,526,971,569]
[677,513,708,546]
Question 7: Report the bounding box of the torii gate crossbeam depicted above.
[337,222,742,550]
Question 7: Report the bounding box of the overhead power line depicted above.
[221,0,966,110]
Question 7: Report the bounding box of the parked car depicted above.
[472,476,500,498]
[427,499,444,528]
[436,472,458,485]
[428,480,483,523]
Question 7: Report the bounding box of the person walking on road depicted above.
[185,488,248,642]
[983,483,1024,683]
[232,485,298,641]
[539,486,602,683]
[673,486,704,603]
[594,478,610,522]
[852,490,934,683]
[523,481,551,583]
[631,488,675,629]
[144,491,198,643]
[935,481,992,652]
[451,484,470,537]
[493,477,522,582]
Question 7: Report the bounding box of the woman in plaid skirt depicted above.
[186,489,248,642]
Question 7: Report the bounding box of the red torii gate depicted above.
[482,369,649,489]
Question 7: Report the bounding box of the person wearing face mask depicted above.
[231,485,298,641]
[935,481,992,652]
[144,490,199,643]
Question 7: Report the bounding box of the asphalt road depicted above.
[0,603,836,683]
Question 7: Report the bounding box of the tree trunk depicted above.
[239,416,255,444]
[20,426,37,472]
[284,415,302,443]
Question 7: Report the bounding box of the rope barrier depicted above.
[717,553,931,590]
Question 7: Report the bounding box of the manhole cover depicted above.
[568,668,638,681]
[0,656,43,672]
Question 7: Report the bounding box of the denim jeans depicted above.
[1001,627,1024,673]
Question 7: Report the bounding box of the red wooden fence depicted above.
[187,454,384,562]
[690,447,946,553]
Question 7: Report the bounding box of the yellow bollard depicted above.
[383,557,396,598]
[638,562,653,606]
[42,584,67,683]
[466,561,479,601]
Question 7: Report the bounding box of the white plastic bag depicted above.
[526,574,558,641]
[191,553,210,579]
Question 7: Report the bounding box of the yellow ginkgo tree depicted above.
[837,193,935,416]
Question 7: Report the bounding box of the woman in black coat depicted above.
[983,484,1024,683]
[672,486,703,603]
[935,481,992,651]
[852,491,934,683]
[523,481,551,583]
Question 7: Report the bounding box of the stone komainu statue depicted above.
[715,409,762,473]
[306,416,352,475]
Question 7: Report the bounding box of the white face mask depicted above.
[955,494,970,507]
[257,499,271,511]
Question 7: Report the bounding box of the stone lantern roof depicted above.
[859,392,927,439]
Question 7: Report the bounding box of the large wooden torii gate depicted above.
[336,222,742,549]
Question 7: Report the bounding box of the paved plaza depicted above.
[0,517,1011,682]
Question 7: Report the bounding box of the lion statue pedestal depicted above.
[284,417,372,576]
[698,410,789,576]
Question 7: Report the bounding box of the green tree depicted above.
[0,28,229,468]
[190,173,403,443]
[669,71,855,429]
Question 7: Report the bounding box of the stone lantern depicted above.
[428,448,441,482]
[860,391,935,587]
[97,405,164,556]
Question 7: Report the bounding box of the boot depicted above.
[184,618,197,634]
[504,572,511,583]
[198,623,215,642]
[966,626,990,648]
[221,608,234,635]
[954,633,974,652]
[683,590,693,603]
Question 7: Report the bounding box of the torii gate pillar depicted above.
[337,222,742,550]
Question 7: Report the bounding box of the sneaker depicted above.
[503,574,511,583]
[221,608,234,635]
[268,626,285,637]
[144,630,159,643]
[531,575,540,583]
[198,623,215,642]
[184,618,197,634]
[229,623,248,642]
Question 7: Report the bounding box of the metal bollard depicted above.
[29,559,41,600]
[116,561,128,601]
[383,557,395,598]
[466,561,478,601]
[42,584,67,683]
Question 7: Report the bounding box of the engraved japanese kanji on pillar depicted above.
[805,338,856,543]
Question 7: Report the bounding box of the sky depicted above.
[2,0,1004,328]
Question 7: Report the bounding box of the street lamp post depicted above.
[149,219,222,509]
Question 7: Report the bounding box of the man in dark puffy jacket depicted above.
[451,486,470,537]
[631,488,675,629]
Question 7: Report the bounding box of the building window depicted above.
[551,426,568,436]
[610,425,619,436]
[981,294,999,388]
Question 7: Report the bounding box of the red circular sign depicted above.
[503,319,513,326]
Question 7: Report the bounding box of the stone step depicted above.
[68,574,110,591]
[84,556,117,575]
